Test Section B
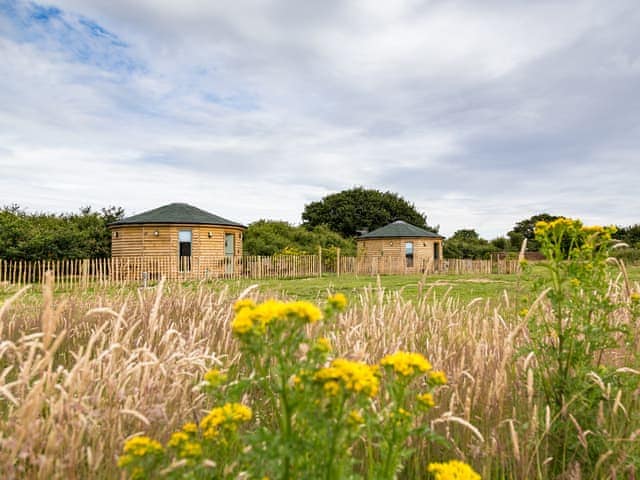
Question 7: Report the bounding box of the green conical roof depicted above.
[358,220,443,239]
[109,203,245,228]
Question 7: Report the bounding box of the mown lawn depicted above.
[2,264,639,305]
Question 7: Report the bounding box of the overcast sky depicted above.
[1,0,639,238]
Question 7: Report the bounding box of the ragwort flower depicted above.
[380,351,432,377]
[199,402,252,440]
[315,358,379,398]
[427,460,481,480]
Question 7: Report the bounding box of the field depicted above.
[1,259,639,479]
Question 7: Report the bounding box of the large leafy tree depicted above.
[301,188,436,237]
[507,213,561,251]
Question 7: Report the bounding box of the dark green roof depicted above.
[357,221,443,239]
[109,203,245,228]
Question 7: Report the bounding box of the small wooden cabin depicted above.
[356,220,444,273]
[109,203,245,279]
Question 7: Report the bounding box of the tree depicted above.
[443,229,498,259]
[507,213,561,251]
[0,205,125,260]
[243,220,356,256]
[616,224,640,249]
[301,188,436,237]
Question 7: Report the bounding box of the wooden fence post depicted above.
[318,246,322,277]
[336,248,341,277]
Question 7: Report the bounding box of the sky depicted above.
[1,0,640,239]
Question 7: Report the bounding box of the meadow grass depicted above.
[0,263,639,478]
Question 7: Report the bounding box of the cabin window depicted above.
[179,230,192,272]
[405,242,414,268]
[434,242,440,260]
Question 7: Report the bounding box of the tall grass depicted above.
[0,266,639,478]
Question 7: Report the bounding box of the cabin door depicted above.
[178,230,192,272]
[224,233,234,274]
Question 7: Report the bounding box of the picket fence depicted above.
[0,255,520,287]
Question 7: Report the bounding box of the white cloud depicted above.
[1,0,640,238]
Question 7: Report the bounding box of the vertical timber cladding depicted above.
[357,238,442,265]
[108,203,246,280]
[110,224,244,278]
[355,220,445,272]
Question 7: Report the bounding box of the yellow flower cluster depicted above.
[427,460,481,480]
[199,402,253,440]
[534,217,578,236]
[117,436,164,468]
[417,392,435,408]
[327,292,348,311]
[429,370,447,385]
[231,299,323,335]
[233,298,256,312]
[315,358,379,398]
[535,217,615,241]
[380,351,432,377]
[204,368,227,387]
[167,428,202,460]
[631,292,640,303]
[581,225,616,236]
[314,337,332,353]
[348,409,364,425]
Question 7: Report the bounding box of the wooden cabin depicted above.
[356,220,444,273]
[108,203,245,280]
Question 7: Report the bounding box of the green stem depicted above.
[325,396,345,480]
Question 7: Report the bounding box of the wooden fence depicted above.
[0,256,521,287]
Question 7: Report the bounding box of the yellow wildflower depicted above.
[231,310,254,335]
[631,292,640,303]
[327,292,348,311]
[534,220,549,235]
[233,298,256,313]
[204,368,227,387]
[117,435,164,469]
[200,403,252,440]
[430,370,447,385]
[167,431,189,448]
[231,299,323,335]
[182,422,198,434]
[417,392,435,408]
[323,380,340,396]
[581,225,604,235]
[314,337,332,353]
[380,351,432,377]
[348,409,364,425]
[570,278,581,287]
[121,436,163,458]
[315,358,379,397]
[284,300,323,323]
[427,460,481,480]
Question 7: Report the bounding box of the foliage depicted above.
[443,229,498,259]
[301,187,437,237]
[507,213,561,251]
[612,224,640,264]
[118,295,473,480]
[0,205,124,260]
[522,218,640,477]
[616,224,640,248]
[244,219,356,256]
[489,236,510,251]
